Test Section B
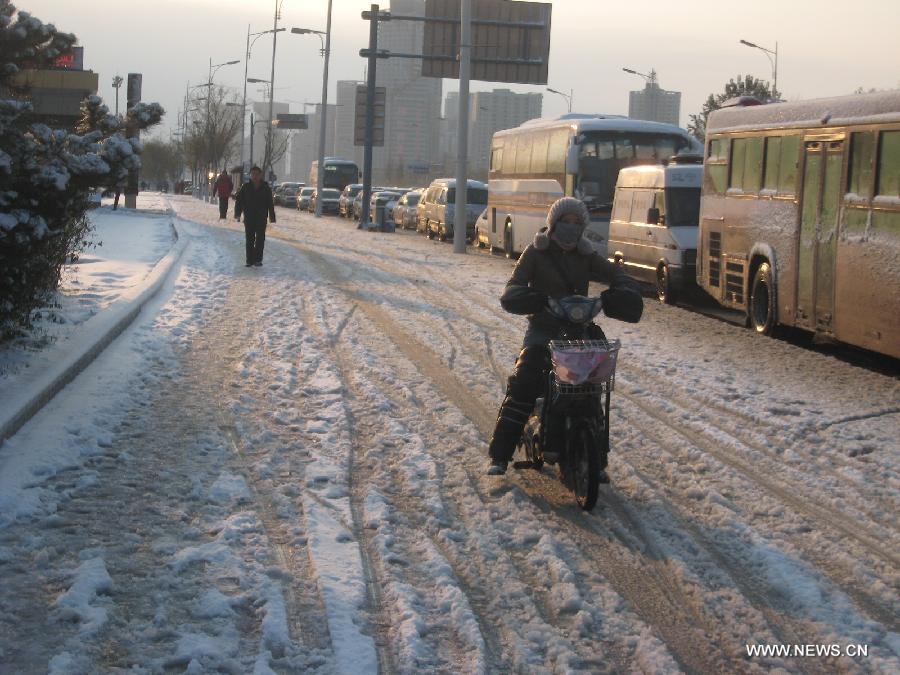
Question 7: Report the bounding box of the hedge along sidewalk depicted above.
[0,216,187,444]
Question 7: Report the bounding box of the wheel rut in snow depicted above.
[290,241,747,674]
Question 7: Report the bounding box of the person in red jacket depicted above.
[212,170,234,219]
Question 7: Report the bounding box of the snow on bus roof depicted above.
[707,90,900,133]
[495,114,692,138]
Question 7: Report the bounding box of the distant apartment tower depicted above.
[286,103,338,182]
[375,0,442,184]
[627,70,681,126]
[467,89,542,178]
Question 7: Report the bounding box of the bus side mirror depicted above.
[646,207,660,225]
[565,144,580,174]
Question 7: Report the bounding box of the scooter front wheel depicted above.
[571,424,599,511]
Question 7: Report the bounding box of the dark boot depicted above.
[488,395,533,463]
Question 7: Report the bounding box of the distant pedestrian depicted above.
[213,170,234,219]
[234,166,276,267]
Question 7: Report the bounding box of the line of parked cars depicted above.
[272,176,491,244]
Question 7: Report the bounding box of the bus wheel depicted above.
[749,261,777,335]
[504,221,514,258]
[656,263,678,305]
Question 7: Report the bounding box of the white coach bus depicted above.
[486,114,701,257]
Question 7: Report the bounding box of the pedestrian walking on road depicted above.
[213,170,234,219]
[234,166,276,267]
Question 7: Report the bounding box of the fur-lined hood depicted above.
[533,227,595,255]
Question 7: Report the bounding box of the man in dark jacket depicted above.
[487,197,643,476]
[213,170,234,219]
[234,166,276,267]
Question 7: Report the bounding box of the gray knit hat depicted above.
[546,197,589,233]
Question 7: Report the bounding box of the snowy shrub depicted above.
[0,3,163,339]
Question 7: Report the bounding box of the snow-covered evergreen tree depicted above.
[0,3,163,338]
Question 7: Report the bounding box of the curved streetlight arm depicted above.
[739,38,778,98]
[546,87,572,113]
[292,27,326,55]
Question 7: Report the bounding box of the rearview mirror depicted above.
[646,207,660,225]
[565,144,580,174]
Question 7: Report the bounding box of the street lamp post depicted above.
[241,26,285,181]
[112,75,123,117]
[292,12,331,218]
[205,58,240,200]
[622,67,657,85]
[265,0,288,182]
[739,39,779,100]
[546,86,573,113]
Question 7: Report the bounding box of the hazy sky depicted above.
[27,0,900,139]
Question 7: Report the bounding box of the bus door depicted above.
[797,137,844,332]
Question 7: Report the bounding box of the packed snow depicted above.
[0,192,896,673]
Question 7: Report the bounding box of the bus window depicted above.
[516,135,533,174]
[546,128,569,172]
[763,136,782,192]
[730,137,763,193]
[490,144,503,172]
[877,130,900,197]
[706,137,728,194]
[778,135,800,195]
[531,131,549,173]
[848,132,875,197]
[502,138,517,174]
[614,138,635,160]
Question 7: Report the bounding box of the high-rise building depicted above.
[375,0,442,184]
[627,70,681,126]
[287,103,337,182]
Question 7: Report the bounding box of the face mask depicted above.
[552,220,583,248]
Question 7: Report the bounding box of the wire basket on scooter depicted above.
[549,339,621,394]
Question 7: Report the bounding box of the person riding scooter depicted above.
[487,197,643,476]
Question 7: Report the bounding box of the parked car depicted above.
[393,189,422,229]
[417,178,488,241]
[87,189,102,209]
[339,183,363,218]
[310,188,341,215]
[607,159,702,304]
[274,181,303,207]
[296,187,315,211]
[369,191,401,231]
[282,186,300,208]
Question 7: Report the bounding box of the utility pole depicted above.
[359,4,381,230]
[315,0,334,218]
[112,75,123,117]
[265,0,283,181]
[453,0,472,254]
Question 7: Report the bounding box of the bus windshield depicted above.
[577,132,692,208]
[322,163,359,190]
[665,187,701,227]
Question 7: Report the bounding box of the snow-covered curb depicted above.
[0,218,186,444]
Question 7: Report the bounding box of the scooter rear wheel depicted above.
[571,424,599,511]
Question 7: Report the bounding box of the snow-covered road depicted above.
[0,194,896,673]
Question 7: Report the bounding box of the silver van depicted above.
[607,157,702,303]
[416,178,488,241]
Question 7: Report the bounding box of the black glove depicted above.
[500,284,548,315]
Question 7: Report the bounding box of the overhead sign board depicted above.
[421,0,551,84]
[354,85,385,147]
[273,113,308,130]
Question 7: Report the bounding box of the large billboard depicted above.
[421,0,551,84]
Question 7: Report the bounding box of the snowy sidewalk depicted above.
[0,195,181,442]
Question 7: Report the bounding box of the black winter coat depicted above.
[500,228,643,347]
[234,181,276,226]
